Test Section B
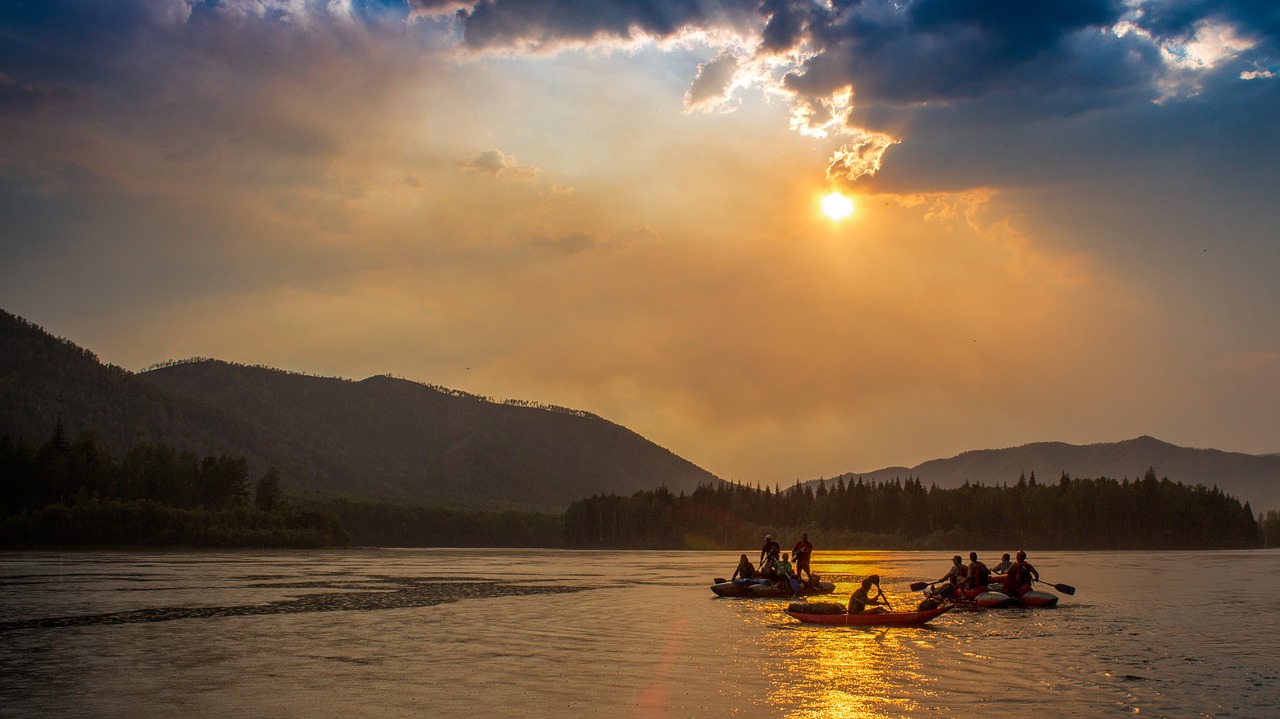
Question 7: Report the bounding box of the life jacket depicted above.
[1005,561,1033,594]
[970,561,990,587]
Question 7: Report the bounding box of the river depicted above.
[2,548,1277,717]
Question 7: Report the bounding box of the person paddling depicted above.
[732,553,757,581]
[936,555,967,598]
[848,575,890,614]
[1002,550,1039,597]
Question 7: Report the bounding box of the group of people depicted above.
[935,550,1040,599]
[724,535,1043,611]
[730,532,821,594]
[846,549,1043,613]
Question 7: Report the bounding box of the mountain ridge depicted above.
[1,309,719,509]
[826,435,1280,512]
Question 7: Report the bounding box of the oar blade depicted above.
[1053,582,1077,596]
[909,581,930,592]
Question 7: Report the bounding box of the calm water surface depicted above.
[2,549,1277,718]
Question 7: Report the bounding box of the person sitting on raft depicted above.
[732,554,757,581]
[771,552,802,596]
[1002,550,1039,597]
[963,552,992,599]
[992,553,1013,575]
[936,555,967,598]
[848,575,890,614]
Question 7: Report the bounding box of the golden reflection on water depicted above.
[770,625,930,719]
[759,552,943,719]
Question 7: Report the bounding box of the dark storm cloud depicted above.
[758,0,814,54]
[785,0,1155,108]
[414,0,760,49]
[1136,0,1280,39]
[421,1,1276,118]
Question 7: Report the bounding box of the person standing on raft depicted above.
[759,534,781,567]
[791,533,814,583]
[848,575,890,614]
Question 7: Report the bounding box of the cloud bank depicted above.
[416,0,1278,185]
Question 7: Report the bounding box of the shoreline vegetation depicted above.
[4,426,1279,550]
[566,478,1278,551]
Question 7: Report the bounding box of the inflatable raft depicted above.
[926,585,1059,609]
[710,578,837,598]
[786,605,951,627]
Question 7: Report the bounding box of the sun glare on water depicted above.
[821,192,855,221]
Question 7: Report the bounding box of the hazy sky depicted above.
[3,0,1278,484]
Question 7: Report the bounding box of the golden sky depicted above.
[2,1,1279,483]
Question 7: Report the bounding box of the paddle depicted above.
[876,586,892,611]
[909,580,943,592]
[1035,579,1076,596]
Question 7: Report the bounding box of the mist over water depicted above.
[2,549,1277,717]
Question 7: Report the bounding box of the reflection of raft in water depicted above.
[710,578,836,598]
[785,602,952,627]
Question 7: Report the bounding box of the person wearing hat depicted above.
[1002,550,1039,597]
[935,555,967,598]
[759,533,781,567]
[848,575,889,614]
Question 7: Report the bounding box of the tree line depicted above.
[1,423,348,547]
[5,420,1274,551]
[564,470,1265,550]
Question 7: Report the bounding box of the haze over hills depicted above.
[0,309,718,508]
[140,360,718,508]
[6,308,1278,515]
[822,436,1280,513]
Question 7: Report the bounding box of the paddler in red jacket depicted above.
[1002,550,1039,597]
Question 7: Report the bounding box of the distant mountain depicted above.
[827,436,1280,512]
[1,309,720,508]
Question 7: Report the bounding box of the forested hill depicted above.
[830,436,1280,513]
[0,310,343,492]
[1,309,720,508]
[140,360,718,507]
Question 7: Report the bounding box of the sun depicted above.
[821,192,855,221]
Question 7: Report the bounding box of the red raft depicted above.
[786,606,951,627]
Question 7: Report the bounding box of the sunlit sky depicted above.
[3,1,1278,483]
